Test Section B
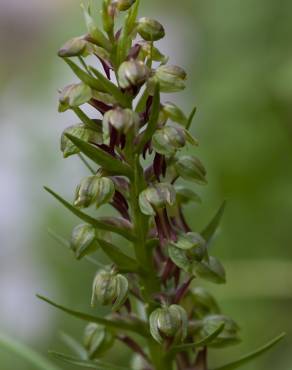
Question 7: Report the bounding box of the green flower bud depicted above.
[149,304,188,344]
[58,83,92,112]
[84,323,114,359]
[74,176,115,209]
[153,65,187,93]
[61,124,102,158]
[103,108,140,134]
[193,256,226,284]
[118,60,150,89]
[168,232,207,272]
[91,269,129,311]
[139,183,176,216]
[137,18,165,41]
[152,126,187,156]
[162,102,188,126]
[174,185,202,205]
[191,287,220,315]
[70,223,98,260]
[114,0,136,11]
[200,315,240,348]
[174,155,207,184]
[58,37,87,58]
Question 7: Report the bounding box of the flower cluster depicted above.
[41,1,285,369]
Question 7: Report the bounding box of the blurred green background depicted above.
[0,0,291,369]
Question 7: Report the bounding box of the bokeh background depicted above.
[0,0,291,369]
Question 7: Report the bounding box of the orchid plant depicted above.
[34,1,285,369]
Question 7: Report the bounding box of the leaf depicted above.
[193,256,226,284]
[65,134,132,178]
[49,351,128,370]
[0,332,61,370]
[136,84,160,153]
[201,201,226,245]
[64,58,105,92]
[186,105,197,130]
[171,323,225,354]
[96,238,139,273]
[212,333,286,370]
[44,187,135,242]
[59,332,87,360]
[90,66,131,108]
[37,295,148,338]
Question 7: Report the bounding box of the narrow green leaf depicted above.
[49,351,128,370]
[201,201,226,245]
[171,323,225,354]
[136,84,160,153]
[212,333,286,370]
[90,66,131,108]
[186,105,197,130]
[64,58,106,92]
[37,295,148,337]
[59,332,87,360]
[96,238,139,273]
[65,134,132,178]
[44,187,135,242]
[0,333,61,370]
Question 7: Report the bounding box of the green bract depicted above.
[74,176,115,209]
[39,2,285,370]
[91,269,129,311]
[149,305,188,344]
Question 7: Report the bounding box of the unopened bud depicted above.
[200,315,240,347]
[74,176,115,209]
[153,65,187,93]
[175,155,207,184]
[163,102,188,126]
[70,223,98,260]
[59,83,92,112]
[149,304,188,344]
[84,323,114,359]
[103,107,139,133]
[152,126,186,156]
[175,185,202,204]
[58,37,87,57]
[61,124,102,158]
[191,287,220,315]
[91,269,129,311]
[139,183,176,216]
[137,18,165,41]
[118,60,150,89]
[175,232,207,262]
[114,0,136,11]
